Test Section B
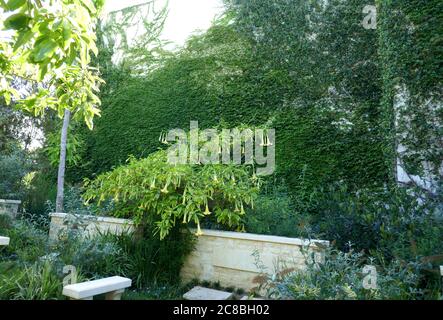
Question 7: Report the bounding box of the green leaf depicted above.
[90,41,98,56]
[3,13,30,30]
[38,21,49,33]
[38,64,48,81]
[13,29,33,51]
[62,21,72,42]
[4,91,11,105]
[66,43,77,65]
[79,0,96,14]
[33,38,58,62]
[6,0,26,11]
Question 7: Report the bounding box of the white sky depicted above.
[105,0,224,49]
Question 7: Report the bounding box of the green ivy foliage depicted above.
[378,0,443,181]
[75,5,388,197]
[75,16,274,177]
[226,0,388,192]
[75,0,440,199]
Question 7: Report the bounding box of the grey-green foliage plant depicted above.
[45,185,114,217]
[0,216,48,263]
[259,247,426,300]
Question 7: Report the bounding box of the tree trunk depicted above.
[56,109,71,213]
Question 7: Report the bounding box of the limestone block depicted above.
[181,229,329,292]
[0,236,10,246]
[0,199,21,219]
[49,213,136,240]
[183,286,234,300]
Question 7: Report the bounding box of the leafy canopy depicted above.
[0,0,105,128]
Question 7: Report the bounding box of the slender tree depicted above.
[0,0,105,212]
[56,109,70,212]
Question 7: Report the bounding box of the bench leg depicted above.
[105,289,125,300]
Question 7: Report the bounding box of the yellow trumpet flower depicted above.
[204,204,211,215]
[161,183,169,194]
[195,221,203,236]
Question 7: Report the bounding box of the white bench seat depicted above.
[62,276,131,300]
[0,236,10,246]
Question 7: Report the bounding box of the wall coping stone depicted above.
[0,199,21,204]
[49,212,135,226]
[191,228,330,247]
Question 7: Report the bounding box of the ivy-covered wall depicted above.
[378,0,443,190]
[76,21,277,177]
[74,0,441,197]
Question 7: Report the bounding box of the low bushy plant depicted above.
[258,247,431,300]
[243,183,306,237]
[0,261,63,300]
[0,217,48,263]
[100,224,195,289]
[0,146,31,200]
[298,184,443,262]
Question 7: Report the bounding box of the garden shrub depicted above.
[45,185,115,217]
[300,184,443,262]
[258,247,431,300]
[0,218,48,264]
[102,225,195,289]
[83,148,261,239]
[243,183,306,237]
[53,232,125,280]
[243,178,443,266]
[0,145,31,200]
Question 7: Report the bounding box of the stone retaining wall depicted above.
[180,229,329,291]
[0,199,21,219]
[49,212,136,240]
[49,213,329,291]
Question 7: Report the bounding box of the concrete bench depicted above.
[62,276,131,300]
[0,236,10,246]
